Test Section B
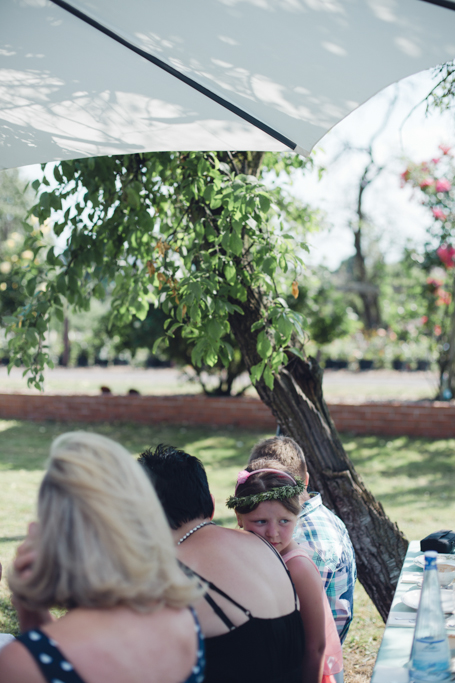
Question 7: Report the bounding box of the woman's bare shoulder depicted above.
[0,639,43,683]
[215,526,268,548]
[43,608,196,683]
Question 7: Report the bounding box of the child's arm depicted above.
[287,555,326,683]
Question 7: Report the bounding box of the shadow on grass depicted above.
[0,419,271,471]
[343,435,455,478]
[0,536,25,544]
[379,478,455,507]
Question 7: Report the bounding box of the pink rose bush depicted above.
[401,150,454,246]
[437,244,455,269]
[401,146,455,397]
[432,207,447,220]
[426,277,444,293]
[436,179,451,193]
[437,290,452,306]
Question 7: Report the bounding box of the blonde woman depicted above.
[0,432,205,683]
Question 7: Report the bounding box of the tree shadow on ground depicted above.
[0,536,25,544]
[0,419,270,471]
[344,435,455,478]
[379,478,455,507]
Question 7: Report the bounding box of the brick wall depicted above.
[0,393,276,430]
[0,393,454,438]
[328,402,455,439]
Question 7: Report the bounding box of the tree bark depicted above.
[352,169,382,330]
[61,316,70,367]
[229,295,408,622]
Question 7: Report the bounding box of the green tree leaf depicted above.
[257,330,273,359]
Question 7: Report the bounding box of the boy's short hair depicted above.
[248,436,307,481]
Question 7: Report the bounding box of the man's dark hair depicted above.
[138,444,214,530]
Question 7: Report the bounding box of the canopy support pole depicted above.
[419,0,455,11]
[49,0,299,153]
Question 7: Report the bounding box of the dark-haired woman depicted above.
[230,465,343,683]
[139,444,306,683]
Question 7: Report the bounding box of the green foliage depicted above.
[426,61,455,114]
[94,304,248,395]
[0,171,51,371]
[290,267,359,347]
[226,478,305,510]
[293,254,438,369]
[5,152,318,389]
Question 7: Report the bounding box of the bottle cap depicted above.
[424,550,438,567]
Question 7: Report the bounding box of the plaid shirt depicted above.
[293,492,356,643]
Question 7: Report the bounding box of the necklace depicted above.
[177,521,214,545]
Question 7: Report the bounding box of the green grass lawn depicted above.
[2,420,455,679]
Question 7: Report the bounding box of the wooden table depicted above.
[371,540,455,683]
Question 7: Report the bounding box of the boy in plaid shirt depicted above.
[248,436,356,644]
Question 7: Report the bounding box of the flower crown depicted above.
[226,469,305,510]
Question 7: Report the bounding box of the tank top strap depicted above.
[16,629,84,683]
[248,532,298,610]
[203,593,236,631]
[178,561,252,629]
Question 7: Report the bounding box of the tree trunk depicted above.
[229,296,408,622]
[61,316,70,367]
[351,163,382,330]
[353,225,381,330]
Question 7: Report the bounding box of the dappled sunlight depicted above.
[345,434,455,539]
[3,0,455,166]
[0,420,19,434]
[1,0,285,169]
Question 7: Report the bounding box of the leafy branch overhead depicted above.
[5,152,318,389]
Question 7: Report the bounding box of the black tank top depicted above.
[181,535,305,683]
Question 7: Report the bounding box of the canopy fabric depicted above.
[1,0,455,170]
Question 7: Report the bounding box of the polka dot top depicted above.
[16,607,205,683]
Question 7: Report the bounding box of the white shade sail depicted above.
[1,0,455,170]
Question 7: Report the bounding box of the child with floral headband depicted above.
[227,464,343,683]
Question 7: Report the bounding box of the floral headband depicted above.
[226,468,305,510]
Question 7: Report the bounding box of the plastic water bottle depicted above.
[409,551,451,682]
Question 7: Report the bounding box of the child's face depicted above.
[237,500,298,555]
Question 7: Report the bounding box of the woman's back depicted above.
[178,524,304,683]
[2,606,203,683]
[180,525,295,631]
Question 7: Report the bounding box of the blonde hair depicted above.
[9,431,201,612]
